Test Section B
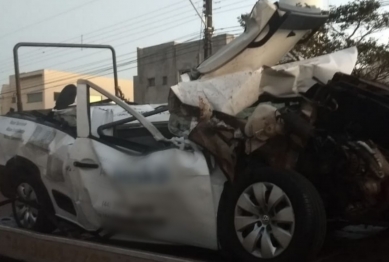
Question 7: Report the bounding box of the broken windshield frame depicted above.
[77,79,167,142]
[97,106,168,138]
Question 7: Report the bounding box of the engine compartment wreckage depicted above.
[169,0,389,222]
[171,70,389,221]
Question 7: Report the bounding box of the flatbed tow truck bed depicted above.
[0,223,214,262]
[2,186,389,262]
[2,218,389,262]
[0,192,223,262]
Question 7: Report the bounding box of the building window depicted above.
[148,78,155,87]
[11,96,16,103]
[54,92,61,101]
[27,92,43,103]
[162,76,168,85]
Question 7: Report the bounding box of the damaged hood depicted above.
[171,47,358,116]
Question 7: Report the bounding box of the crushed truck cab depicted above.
[0,1,363,261]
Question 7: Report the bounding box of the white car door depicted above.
[67,80,219,249]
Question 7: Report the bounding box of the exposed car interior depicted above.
[4,84,173,153]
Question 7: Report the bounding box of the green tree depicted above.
[238,0,389,83]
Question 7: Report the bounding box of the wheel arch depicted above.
[4,155,55,213]
[6,155,41,181]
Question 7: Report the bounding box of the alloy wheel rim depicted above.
[15,183,39,228]
[234,182,295,259]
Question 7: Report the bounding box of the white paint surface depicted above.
[171,47,358,116]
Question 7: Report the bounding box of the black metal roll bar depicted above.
[13,42,119,112]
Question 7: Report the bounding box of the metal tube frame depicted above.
[13,42,119,112]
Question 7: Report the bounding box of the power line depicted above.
[0,0,197,66]
[215,3,254,14]
[53,27,238,78]
[0,5,244,88]
[29,27,238,85]
[0,14,200,77]
[0,0,246,77]
[6,31,202,86]
[188,0,206,25]
[214,0,252,10]
[0,0,101,41]
[0,35,238,99]
[0,0,249,98]
[0,21,201,86]
[0,0,250,73]
[0,1,200,72]
[1,34,206,96]
[0,0,248,70]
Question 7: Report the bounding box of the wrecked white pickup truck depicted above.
[3,0,389,261]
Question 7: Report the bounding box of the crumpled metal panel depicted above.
[280,0,329,10]
[197,0,329,79]
[197,0,277,76]
[169,48,357,181]
[170,47,358,116]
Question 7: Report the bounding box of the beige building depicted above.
[0,69,133,114]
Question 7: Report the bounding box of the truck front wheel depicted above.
[218,167,326,262]
[12,173,55,233]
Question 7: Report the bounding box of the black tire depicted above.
[11,172,56,233]
[218,166,326,262]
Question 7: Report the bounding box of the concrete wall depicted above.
[0,70,133,114]
[134,34,235,104]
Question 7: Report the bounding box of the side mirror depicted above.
[55,84,77,110]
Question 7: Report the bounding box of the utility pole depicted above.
[203,0,213,59]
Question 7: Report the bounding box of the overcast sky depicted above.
[0,0,348,91]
